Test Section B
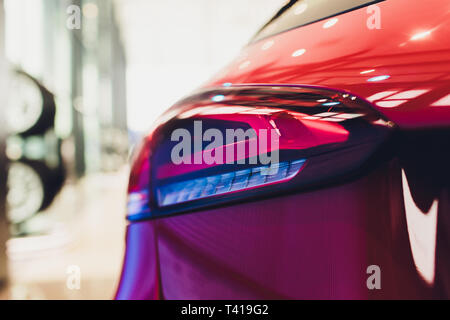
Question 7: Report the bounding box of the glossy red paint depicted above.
[206,0,450,129]
[115,222,160,300]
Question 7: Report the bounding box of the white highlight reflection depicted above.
[323,18,338,29]
[367,91,398,102]
[402,170,437,285]
[294,3,308,15]
[261,40,274,50]
[376,100,407,108]
[431,94,450,106]
[387,89,428,100]
[291,48,306,57]
[410,30,432,41]
[239,60,251,70]
[360,69,375,74]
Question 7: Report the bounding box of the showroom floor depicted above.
[0,168,128,300]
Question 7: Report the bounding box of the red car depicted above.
[116,0,450,299]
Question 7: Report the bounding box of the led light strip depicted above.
[156,159,306,207]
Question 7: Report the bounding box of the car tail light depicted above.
[127,85,394,221]
[127,136,152,220]
[156,159,306,207]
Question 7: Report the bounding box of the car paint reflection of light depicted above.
[269,119,281,136]
[302,112,363,122]
[386,89,429,100]
[294,2,308,15]
[402,170,437,286]
[369,89,429,108]
[367,75,391,82]
[360,69,375,74]
[322,102,340,106]
[261,40,274,50]
[239,60,251,70]
[211,95,225,102]
[431,93,450,106]
[367,91,398,102]
[315,112,338,117]
[200,106,252,115]
[376,100,408,108]
[178,107,215,119]
[322,18,338,29]
[291,48,306,57]
[334,113,363,119]
[410,30,432,41]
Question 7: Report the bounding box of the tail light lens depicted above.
[127,136,152,220]
[127,85,394,221]
[156,159,306,207]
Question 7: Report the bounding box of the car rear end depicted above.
[116,0,450,299]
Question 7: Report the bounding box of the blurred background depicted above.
[0,0,285,299]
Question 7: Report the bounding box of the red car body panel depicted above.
[116,0,450,300]
[206,0,450,129]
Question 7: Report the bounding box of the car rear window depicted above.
[252,0,384,42]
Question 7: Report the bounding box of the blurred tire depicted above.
[6,160,61,224]
[5,71,56,137]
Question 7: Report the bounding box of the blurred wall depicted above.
[0,0,9,286]
[4,0,128,177]
[114,0,286,134]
